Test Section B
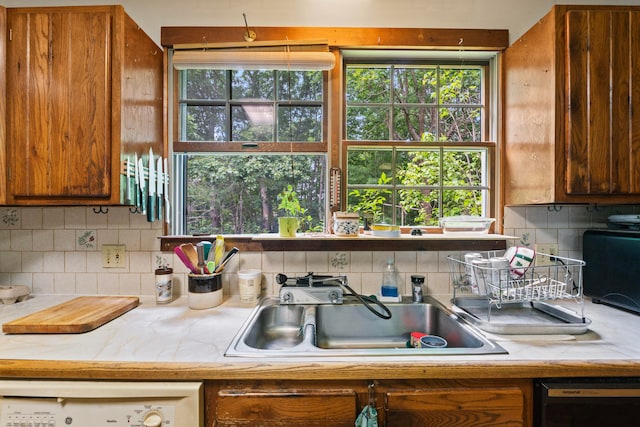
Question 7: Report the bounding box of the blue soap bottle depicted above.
[381,259,399,297]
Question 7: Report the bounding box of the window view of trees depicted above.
[177,69,326,235]
[175,60,493,235]
[184,154,325,234]
[345,64,489,226]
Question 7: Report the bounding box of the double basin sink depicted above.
[225,296,506,357]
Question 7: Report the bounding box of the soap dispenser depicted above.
[381,259,399,298]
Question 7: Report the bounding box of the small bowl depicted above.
[420,335,448,348]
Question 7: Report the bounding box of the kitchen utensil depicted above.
[0,285,30,304]
[212,235,225,266]
[173,245,197,273]
[196,242,207,274]
[147,148,156,222]
[156,155,163,221]
[199,241,212,260]
[138,156,147,214]
[2,296,139,334]
[164,157,171,225]
[180,244,200,272]
[214,246,239,273]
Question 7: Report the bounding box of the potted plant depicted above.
[277,185,307,237]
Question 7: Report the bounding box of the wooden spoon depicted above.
[180,243,200,273]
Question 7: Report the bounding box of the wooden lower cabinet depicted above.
[204,378,532,427]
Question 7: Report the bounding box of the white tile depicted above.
[372,252,394,272]
[395,251,416,273]
[53,229,76,251]
[32,229,54,251]
[21,252,43,273]
[119,229,141,251]
[306,252,328,272]
[43,252,65,273]
[97,273,119,295]
[65,252,87,273]
[32,273,54,293]
[130,212,153,230]
[119,274,141,295]
[547,205,569,228]
[0,231,9,250]
[0,208,20,229]
[568,206,591,228]
[10,273,32,288]
[42,207,65,229]
[107,207,131,229]
[238,252,262,272]
[525,206,548,228]
[503,206,526,228]
[10,230,33,251]
[86,252,104,273]
[129,251,151,273]
[76,273,98,294]
[262,252,284,273]
[140,229,161,251]
[86,207,109,229]
[97,229,119,246]
[283,251,304,271]
[0,252,21,273]
[65,207,87,229]
[417,251,439,273]
[54,273,76,294]
[350,251,372,273]
[20,208,43,229]
[534,228,558,244]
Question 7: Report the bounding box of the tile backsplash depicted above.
[0,205,636,298]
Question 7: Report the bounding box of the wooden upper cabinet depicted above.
[504,5,640,205]
[5,6,163,205]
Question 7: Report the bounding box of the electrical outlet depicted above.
[534,243,558,266]
[102,244,126,268]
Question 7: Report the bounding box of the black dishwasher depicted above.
[534,378,640,426]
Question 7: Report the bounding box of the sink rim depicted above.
[225,296,507,357]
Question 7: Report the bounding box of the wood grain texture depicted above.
[5,5,163,205]
[2,296,139,334]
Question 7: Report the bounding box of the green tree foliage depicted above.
[346,65,486,226]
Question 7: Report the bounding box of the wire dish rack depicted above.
[448,250,585,306]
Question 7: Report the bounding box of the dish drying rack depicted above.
[448,250,586,321]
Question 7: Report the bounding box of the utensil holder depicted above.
[188,273,223,309]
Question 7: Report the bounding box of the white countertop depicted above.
[0,293,638,365]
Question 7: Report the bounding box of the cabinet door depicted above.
[565,10,640,196]
[213,387,357,426]
[7,10,112,200]
[384,386,525,426]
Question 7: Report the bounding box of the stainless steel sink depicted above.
[225,297,507,357]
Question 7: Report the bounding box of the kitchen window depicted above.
[172,68,328,235]
[344,60,496,226]
[168,43,500,236]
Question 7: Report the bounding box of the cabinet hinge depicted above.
[8,28,11,41]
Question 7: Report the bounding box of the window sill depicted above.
[160,233,516,252]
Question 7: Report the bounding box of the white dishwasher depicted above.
[0,380,202,426]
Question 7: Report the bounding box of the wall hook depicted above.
[547,205,563,212]
[129,206,142,214]
[242,13,256,42]
[586,204,601,213]
[92,206,109,214]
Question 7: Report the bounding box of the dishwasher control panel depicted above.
[0,380,202,427]
[1,399,175,426]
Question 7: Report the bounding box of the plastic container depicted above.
[439,216,495,234]
[381,259,399,298]
[237,269,262,304]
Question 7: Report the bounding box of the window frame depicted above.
[341,59,497,225]
[172,68,329,154]
[161,26,508,249]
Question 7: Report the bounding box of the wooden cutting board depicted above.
[2,296,139,334]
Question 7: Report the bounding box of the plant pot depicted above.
[278,217,299,237]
